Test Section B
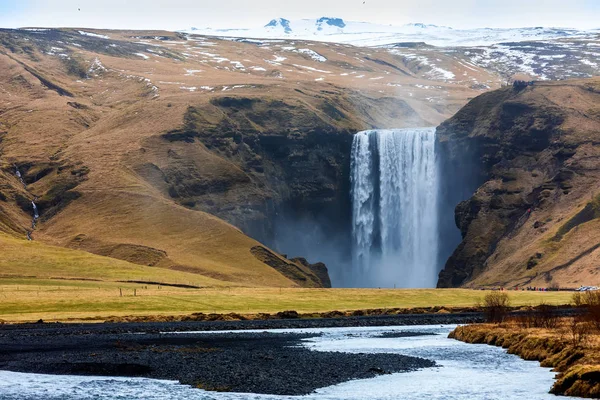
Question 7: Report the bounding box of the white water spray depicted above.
[350,128,439,288]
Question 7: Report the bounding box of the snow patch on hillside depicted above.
[296,48,327,62]
[78,31,109,39]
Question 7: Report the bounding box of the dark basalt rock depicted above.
[0,320,446,395]
[292,257,332,288]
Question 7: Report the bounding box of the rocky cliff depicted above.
[133,94,359,237]
[437,79,600,288]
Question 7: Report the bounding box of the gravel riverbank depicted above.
[0,313,482,395]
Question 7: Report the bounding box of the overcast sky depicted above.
[1,0,599,30]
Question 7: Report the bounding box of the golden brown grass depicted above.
[0,231,229,287]
[0,230,577,323]
[450,319,600,398]
[0,279,574,323]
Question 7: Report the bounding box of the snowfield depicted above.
[183,18,598,48]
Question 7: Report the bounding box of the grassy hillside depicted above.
[437,79,600,288]
[0,27,502,288]
[0,232,228,286]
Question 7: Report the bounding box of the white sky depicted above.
[1,0,599,30]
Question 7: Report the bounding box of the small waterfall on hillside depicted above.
[350,128,439,288]
[31,201,39,228]
[13,165,38,240]
[14,165,26,189]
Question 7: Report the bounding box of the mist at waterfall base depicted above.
[269,206,353,288]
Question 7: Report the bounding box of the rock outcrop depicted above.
[437,79,600,288]
[137,95,360,239]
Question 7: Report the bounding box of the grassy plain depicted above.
[0,231,576,322]
[0,278,575,322]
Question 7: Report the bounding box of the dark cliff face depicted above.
[436,80,600,288]
[151,96,356,241]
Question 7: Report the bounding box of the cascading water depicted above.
[13,165,38,240]
[350,128,439,288]
[32,201,39,220]
[14,165,26,189]
[31,200,39,229]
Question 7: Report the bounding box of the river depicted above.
[0,325,578,399]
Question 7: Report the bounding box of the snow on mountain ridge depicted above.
[265,18,292,34]
[316,17,346,30]
[184,17,597,47]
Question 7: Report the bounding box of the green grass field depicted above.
[0,277,576,322]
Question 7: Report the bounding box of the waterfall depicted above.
[350,128,439,288]
[32,202,39,220]
[31,201,39,231]
[12,165,39,239]
[14,165,26,189]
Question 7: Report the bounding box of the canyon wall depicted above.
[437,79,600,288]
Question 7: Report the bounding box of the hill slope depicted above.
[2,27,598,288]
[437,78,600,288]
[0,231,225,287]
[0,27,502,287]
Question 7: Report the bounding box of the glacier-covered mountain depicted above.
[185,17,598,47]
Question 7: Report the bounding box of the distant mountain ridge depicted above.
[265,18,292,34]
[185,17,598,47]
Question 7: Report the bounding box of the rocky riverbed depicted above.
[0,314,483,395]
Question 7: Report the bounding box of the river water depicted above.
[0,325,577,400]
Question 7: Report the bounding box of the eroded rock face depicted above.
[127,96,362,287]
[132,96,362,237]
[290,257,332,288]
[437,79,600,288]
[250,246,331,288]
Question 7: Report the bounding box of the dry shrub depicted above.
[572,291,600,331]
[572,292,585,307]
[570,316,592,346]
[276,310,299,319]
[483,291,510,323]
[536,303,561,329]
[514,303,560,329]
[584,291,600,330]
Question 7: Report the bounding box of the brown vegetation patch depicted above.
[450,321,600,398]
